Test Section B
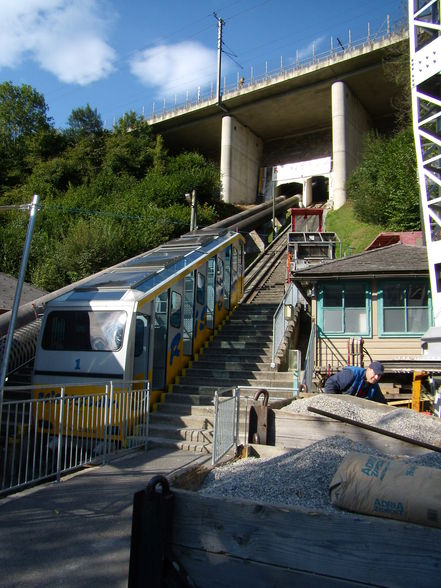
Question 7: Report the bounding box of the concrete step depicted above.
[179,368,293,383]
[159,392,215,405]
[199,348,272,360]
[147,436,212,453]
[192,359,273,371]
[150,411,214,428]
[154,402,214,415]
[211,333,273,342]
[171,383,294,397]
[148,422,213,443]
[227,316,274,323]
[207,340,272,350]
[218,326,273,336]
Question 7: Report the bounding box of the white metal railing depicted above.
[0,380,150,495]
[212,387,240,465]
[301,323,316,392]
[271,283,299,367]
[148,18,406,121]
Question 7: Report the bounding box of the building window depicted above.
[170,291,182,329]
[318,282,370,336]
[378,280,432,336]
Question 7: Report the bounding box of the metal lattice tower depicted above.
[409,0,441,323]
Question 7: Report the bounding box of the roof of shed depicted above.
[0,273,47,311]
[292,243,429,280]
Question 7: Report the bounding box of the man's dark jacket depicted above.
[324,366,387,404]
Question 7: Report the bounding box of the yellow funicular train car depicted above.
[32,228,245,445]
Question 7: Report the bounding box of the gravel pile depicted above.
[199,436,441,513]
[281,394,441,447]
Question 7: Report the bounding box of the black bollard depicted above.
[128,475,174,588]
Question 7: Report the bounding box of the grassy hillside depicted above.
[324,201,386,256]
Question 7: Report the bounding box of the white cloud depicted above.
[0,0,117,85]
[130,41,218,97]
[295,35,327,62]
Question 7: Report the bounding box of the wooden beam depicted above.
[411,371,426,412]
[307,406,441,453]
[169,488,441,587]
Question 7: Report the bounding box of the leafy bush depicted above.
[347,128,421,231]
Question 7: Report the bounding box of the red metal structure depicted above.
[291,208,323,232]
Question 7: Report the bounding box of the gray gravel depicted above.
[281,394,441,447]
[199,395,441,514]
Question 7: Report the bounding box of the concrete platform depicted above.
[0,447,212,587]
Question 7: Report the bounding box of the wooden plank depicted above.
[170,489,441,587]
[171,545,367,587]
[272,412,429,456]
[308,406,441,453]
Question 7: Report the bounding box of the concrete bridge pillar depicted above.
[303,178,313,207]
[220,116,263,204]
[331,81,370,210]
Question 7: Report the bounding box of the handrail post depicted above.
[103,384,109,464]
[271,312,277,368]
[234,387,240,447]
[56,386,65,483]
[109,382,114,459]
[212,390,219,466]
[144,382,150,452]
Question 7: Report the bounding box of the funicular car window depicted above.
[42,310,127,351]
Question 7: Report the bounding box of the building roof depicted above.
[365,231,423,250]
[0,272,47,311]
[292,243,429,281]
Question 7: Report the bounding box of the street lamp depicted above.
[185,190,198,232]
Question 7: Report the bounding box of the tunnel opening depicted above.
[311,176,329,203]
[274,182,303,199]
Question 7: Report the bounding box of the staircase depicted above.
[148,252,295,453]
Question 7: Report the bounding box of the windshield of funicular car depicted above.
[42,310,127,351]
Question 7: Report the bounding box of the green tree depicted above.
[0,82,52,141]
[103,111,155,178]
[0,82,53,189]
[383,39,411,129]
[347,128,421,231]
[65,104,104,140]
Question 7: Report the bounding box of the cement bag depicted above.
[329,451,441,528]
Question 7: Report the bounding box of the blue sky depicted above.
[0,0,407,130]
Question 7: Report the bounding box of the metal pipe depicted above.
[0,194,40,405]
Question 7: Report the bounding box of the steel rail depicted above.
[242,225,290,303]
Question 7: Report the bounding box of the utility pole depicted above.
[214,13,225,106]
[0,194,40,407]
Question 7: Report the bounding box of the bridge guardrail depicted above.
[148,19,407,121]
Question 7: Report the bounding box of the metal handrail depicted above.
[315,327,347,374]
[301,322,316,391]
[271,283,298,367]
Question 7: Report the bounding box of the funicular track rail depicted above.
[242,225,290,303]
